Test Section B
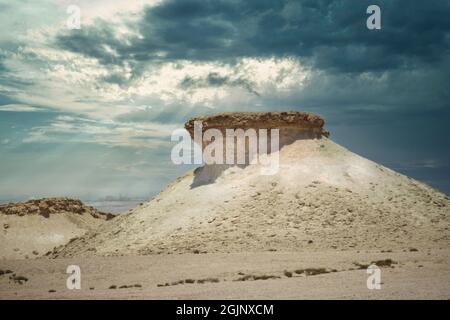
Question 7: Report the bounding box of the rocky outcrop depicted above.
[185,111,325,133]
[185,111,329,153]
[0,198,114,220]
[184,112,329,185]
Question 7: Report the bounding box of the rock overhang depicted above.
[184,112,329,142]
[185,111,325,134]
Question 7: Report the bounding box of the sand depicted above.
[1,249,449,299]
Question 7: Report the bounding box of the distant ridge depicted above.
[0,197,114,259]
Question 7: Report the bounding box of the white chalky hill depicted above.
[53,112,449,257]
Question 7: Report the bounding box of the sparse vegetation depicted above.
[284,270,293,277]
[235,274,280,281]
[115,284,142,289]
[157,277,220,287]
[294,268,330,276]
[353,262,369,270]
[157,283,170,287]
[9,274,28,284]
[0,269,13,276]
[371,259,397,267]
[197,278,219,284]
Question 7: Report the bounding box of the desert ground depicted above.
[1,249,449,299]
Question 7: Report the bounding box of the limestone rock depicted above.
[0,197,114,220]
[185,111,325,134]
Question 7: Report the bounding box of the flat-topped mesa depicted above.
[185,111,325,132]
[185,111,329,151]
[183,112,329,185]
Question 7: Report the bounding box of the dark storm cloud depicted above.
[56,20,128,66]
[179,72,260,96]
[100,72,130,86]
[55,0,450,73]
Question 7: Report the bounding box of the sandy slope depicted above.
[53,138,449,257]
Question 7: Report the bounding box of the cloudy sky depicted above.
[0,0,449,200]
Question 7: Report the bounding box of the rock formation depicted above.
[53,112,449,258]
[185,111,326,133]
[0,197,114,220]
[0,198,114,259]
[185,112,330,185]
[185,111,329,152]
